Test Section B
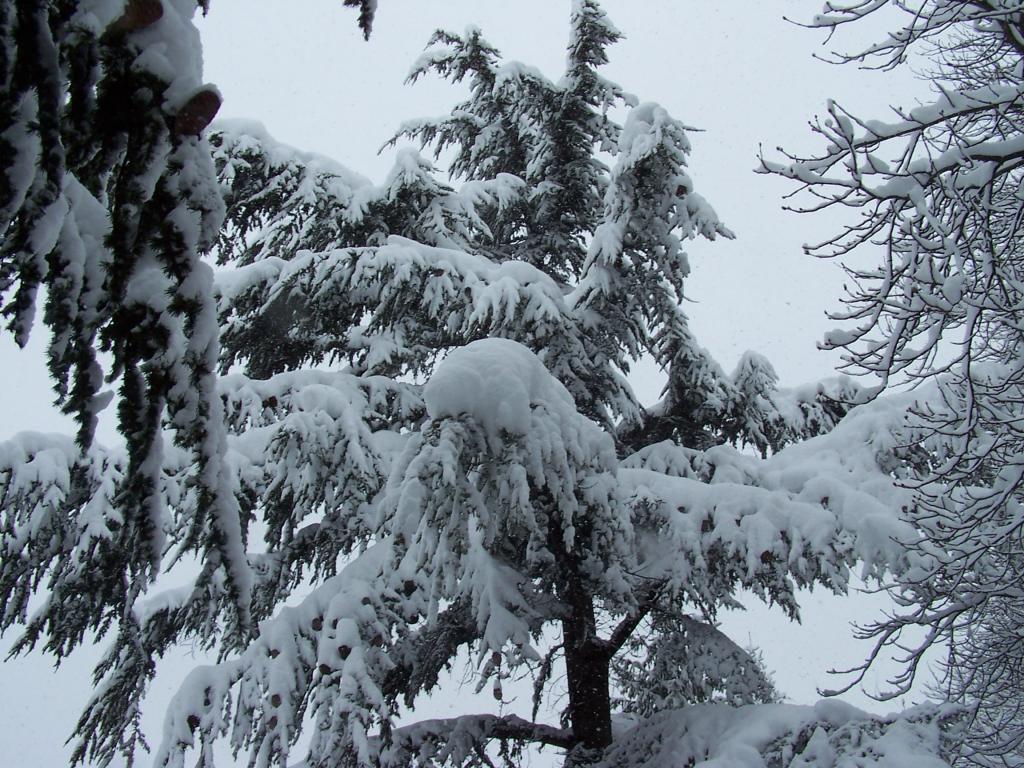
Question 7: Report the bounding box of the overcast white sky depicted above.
[0,2,934,765]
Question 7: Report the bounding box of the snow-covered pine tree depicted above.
[0,0,370,763]
[1,2,955,767]
[0,1,258,760]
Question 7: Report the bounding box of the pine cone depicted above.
[174,88,222,136]
[107,0,164,36]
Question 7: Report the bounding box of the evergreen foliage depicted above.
[0,0,368,762]
[0,2,958,768]
[0,1,255,759]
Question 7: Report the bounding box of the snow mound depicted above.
[424,338,574,437]
[600,701,959,768]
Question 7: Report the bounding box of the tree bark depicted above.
[563,628,613,751]
[558,553,613,761]
[546,499,620,764]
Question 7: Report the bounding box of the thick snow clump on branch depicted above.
[425,338,582,438]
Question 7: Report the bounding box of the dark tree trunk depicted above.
[563,627,613,751]
[546,499,617,766]
[558,550,614,765]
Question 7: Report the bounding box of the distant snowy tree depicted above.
[763,3,1024,765]
[0,2,956,768]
